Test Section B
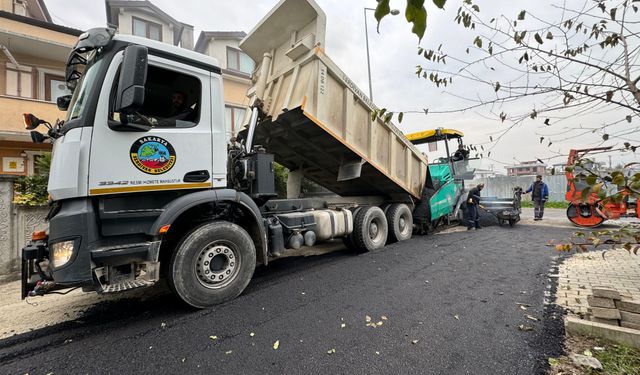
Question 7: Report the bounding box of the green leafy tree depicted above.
[14,153,52,206]
[374,0,447,41]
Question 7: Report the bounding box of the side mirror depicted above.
[114,45,148,113]
[23,113,44,130]
[57,95,72,111]
[30,131,47,143]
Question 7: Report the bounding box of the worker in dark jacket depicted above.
[466,183,484,230]
[524,175,549,221]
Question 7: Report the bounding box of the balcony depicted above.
[0,95,65,141]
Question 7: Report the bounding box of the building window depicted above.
[132,16,162,41]
[225,106,246,133]
[13,0,27,16]
[44,74,71,102]
[226,47,254,75]
[5,63,33,98]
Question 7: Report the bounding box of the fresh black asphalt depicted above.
[0,224,573,374]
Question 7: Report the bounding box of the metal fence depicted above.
[468,175,567,202]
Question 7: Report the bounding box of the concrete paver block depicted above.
[592,287,621,300]
[621,321,640,331]
[590,317,619,326]
[589,307,622,320]
[587,296,616,309]
[565,316,640,349]
[620,311,640,325]
[616,300,640,314]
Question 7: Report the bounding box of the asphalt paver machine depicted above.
[406,128,469,232]
[407,128,522,229]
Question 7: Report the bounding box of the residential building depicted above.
[474,168,503,179]
[105,0,194,49]
[0,0,81,176]
[506,161,546,176]
[194,31,253,135]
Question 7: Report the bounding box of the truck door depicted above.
[88,52,217,196]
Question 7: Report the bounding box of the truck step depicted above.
[100,280,152,294]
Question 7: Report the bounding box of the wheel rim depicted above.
[398,211,412,236]
[195,241,241,289]
[369,217,385,244]
[399,217,406,231]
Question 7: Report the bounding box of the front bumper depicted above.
[21,198,162,298]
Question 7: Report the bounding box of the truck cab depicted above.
[22,29,270,306]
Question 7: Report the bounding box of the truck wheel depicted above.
[352,206,388,252]
[168,221,256,308]
[386,203,413,243]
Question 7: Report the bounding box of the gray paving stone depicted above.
[587,296,616,309]
[616,300,640,314]
[620,311,640,325]
[592,287,621,300]
[589,307,622,320]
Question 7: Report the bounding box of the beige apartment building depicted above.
[0,0,80,176]
[105,0,253,136]
[105,0,194,49]
[0,0,253,178]
[194,31,252,135]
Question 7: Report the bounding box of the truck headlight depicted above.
[51,240,75,268]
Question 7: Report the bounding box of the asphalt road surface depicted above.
[0,223,573,375]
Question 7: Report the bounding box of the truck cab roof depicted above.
[113,33,221,73]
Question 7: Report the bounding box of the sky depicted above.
[43,0,640,173]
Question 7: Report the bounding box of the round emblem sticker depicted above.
[130,136,176,175]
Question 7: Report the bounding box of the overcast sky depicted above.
[44,0,640,172]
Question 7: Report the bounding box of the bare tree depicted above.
[375,0,640,253]
[377,1,639,145]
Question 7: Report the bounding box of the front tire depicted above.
[168,221,256,308]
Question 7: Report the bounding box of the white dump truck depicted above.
[21,0,429,308]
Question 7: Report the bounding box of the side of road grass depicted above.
[548,334,640,375]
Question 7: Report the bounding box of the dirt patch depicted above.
[547,334,600,375]
[548,334,640,375]
[0,280,170,340]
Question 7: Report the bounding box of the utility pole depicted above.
[363,7,399,102]
[364,8,374,101]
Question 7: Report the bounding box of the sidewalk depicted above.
[554,249,640,317]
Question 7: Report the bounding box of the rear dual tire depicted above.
[386,203,413,243]
[345,206,388,253]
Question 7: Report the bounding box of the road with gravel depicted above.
[0,220,575,375]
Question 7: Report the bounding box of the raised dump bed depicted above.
[240,0,428,201]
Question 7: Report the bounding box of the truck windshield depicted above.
[66,57,103,121]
